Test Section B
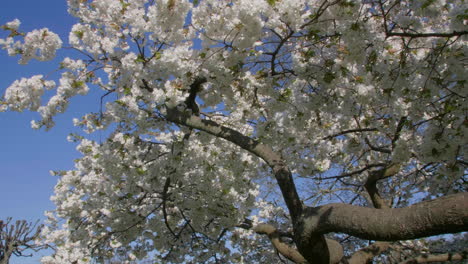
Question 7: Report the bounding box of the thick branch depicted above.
[161,177,176,237]
[347,242,392,264]
[294,234,343,264]
[364,163,401,209]
[300,192,468,241]
[399,250,467,264]
[166,107,303,221]
[387,30,468,38]
[348,165,399,263]
[253,224,307,264]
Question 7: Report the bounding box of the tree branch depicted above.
[300,192,468,242]
[364,163,401,210]
[161,177,176,238]
[399,250,468,264]
[387,30,468,38]
[347,242,392,264]
[165,106,303,222]
[317,163,386,181]
[322,128,378,140]
[347,164,400,263]
[252,224,307,264]
[294,234,344,264]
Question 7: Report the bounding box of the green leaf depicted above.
[71,80,84,89]
[115,100,126,107]
[136,167,146,175]
[421,0,436,9]
[420,89,431,98]
[323,72,335,84]
[456,13,468,21]
[444,102,456,112]
[307,29,321,40]
[93,119,101,127]
[135,54,146,63]
[229,62,243,73]
[324,59,335,67]
[84,146,93,154]
[366,50,377,72]
[279,88,292,102]
[350,22,360,31]
[73,31,84,39]
[339,1,356,7]
[304,50,315,59]
[120,0,130,14]
[266,0,276,6]
[123,86,131,95]
[340,66,349,76]
[383,88,393,95]
[153,52,162,60]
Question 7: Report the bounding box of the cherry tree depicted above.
[1,0,467,263]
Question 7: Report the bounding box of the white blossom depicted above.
[0,0,466,263]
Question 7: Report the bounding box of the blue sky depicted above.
[0,1,87,262]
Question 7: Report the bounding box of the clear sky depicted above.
[0,1,91,262]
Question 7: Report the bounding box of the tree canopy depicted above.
[1,0,467,263]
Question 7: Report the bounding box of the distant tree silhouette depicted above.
[0,218,46,264]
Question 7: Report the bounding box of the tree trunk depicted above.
[295,193,468,264]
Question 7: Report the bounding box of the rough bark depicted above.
[0,244,14,264]
[364,164,400,210]
[347,165,396,263]
[253,224,307,264]
[296,192,467,264]
[399,250,468,264]
[347,242,392,264]
[299,192,468,242]
[294,234,343,264]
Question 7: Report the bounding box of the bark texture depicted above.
[299,192,467,241]
[347,242,391,264]
[399,251,467,264]
[347,165,395,263]
[253,224,307,264]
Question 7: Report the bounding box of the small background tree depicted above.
[0,217,46,264]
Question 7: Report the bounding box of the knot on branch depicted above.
[366,163,401,185]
